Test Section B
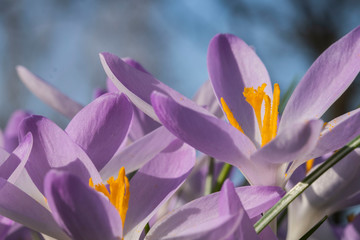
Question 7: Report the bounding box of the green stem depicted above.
[254,134,360,234]
[212,163,233,193]
[204,158,215,195]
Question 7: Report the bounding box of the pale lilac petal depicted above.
[0,133,33,181]
[0,216,12,239]
[129,106,161,141]
[124,140,195,239]
[193,80,223,118]
[65,93,133,170]
[280,26,360,130]
[45,170,122,240]
[100,126,177,179]
[19,116,102,193]
[208,34,272,144]
[252,119,323,164]
[4,225,45,240]
[0,178,69,239]
[218,180,242,216]
[146,185,283,240]
[151,91,256,170]
[310,108,360,159]
[100,52,211,122]
[3,111,31,152]
[16,66,84,119]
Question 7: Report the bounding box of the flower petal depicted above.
[100,126,177,179]
[208,34,272,144]
[193,80,223,118]
[3,110,31,152]
[146,185,283,240]
[252,119,323,164]
[310,108,360,159]
[151,91,256,171]
[65,93,133,171]
[16,66,83,119]
[19,115,102,193]
[124,140,195,239]
[44,170,122,240]
[280,26,360,130]
[0,177,68,239]
[99,52,210,122]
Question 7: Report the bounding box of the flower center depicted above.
[221,83,280,146]
[89,167,130,228]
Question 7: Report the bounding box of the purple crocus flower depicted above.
[99,25,360,187]
[146,179,282,240]
[0,107,197,239]
[333,214,360,240]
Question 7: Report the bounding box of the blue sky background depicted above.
[0,0,359,127]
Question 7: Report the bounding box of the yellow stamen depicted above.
[270,83,280,139]
[261,95,271,146]
[220,97,244,133]
[306,159,315,174]
[243,83,267,131]
[89,167,130,228]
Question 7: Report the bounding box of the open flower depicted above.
[100,25,360,187]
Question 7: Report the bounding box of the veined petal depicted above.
[310,108,360,159]
[146,184,283,240]
[280,26,360,130]
[19,116,102,193]
[100,126,177,179]
[66,93,133,171]
[16,66,83,119]
[151,92,257,177]
[252,119,323,164]
[99,52,211,123]
[45,170,122,240]
[0,177,69,239]
[124,140,195,239]
[208,34,272,144]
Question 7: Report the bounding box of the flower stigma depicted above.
[89,167,130,228]
[221,83,280,147]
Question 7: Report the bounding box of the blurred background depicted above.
[0,0,359,128]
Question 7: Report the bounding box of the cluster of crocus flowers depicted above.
[0,22,359,240]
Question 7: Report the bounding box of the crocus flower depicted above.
[99,25,360,187]
[0,134,195,239]
[146,179,282,240]
[333,214,360,240]
[287,149,360,239]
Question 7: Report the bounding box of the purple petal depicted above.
[0,216,12,239]
[123,140,195,239]
[3,110,31,152]
[208,34,272,144]
[218,180,242,216]
[252,119,323,164]
[65,93,133,170]
[147,185,283,240]
[310,108,360,159]
[151,91,256,170]
[4,225,45,240]
[100,52,210,122]
[45,170,122,240]
[19,115,102,193]
[0,133,33,181]
[16,66,84,119]
[0,178,68,239]
[280,26,360,130]
[100,126,177,179]
[193,80,223,118]
[129,106,161,141]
